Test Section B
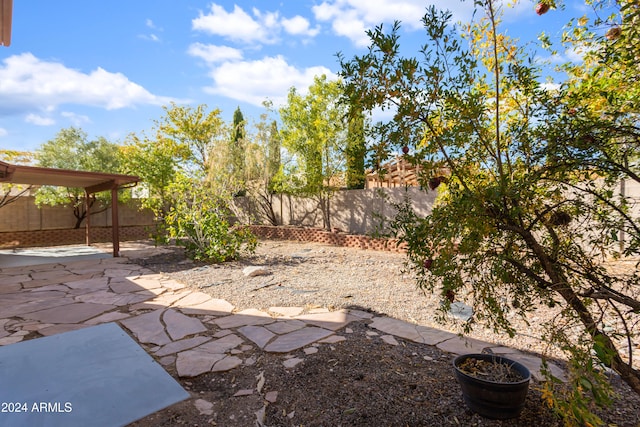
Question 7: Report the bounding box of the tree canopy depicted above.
[339,0,639,424]
[279,74,348,229]
[35,127,124,228]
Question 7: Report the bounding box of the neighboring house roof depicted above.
[0,0,12,47]
[366,157,420,188]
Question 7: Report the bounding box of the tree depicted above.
[35,128,123,228]
[279,75,348,230]
[231,107,247,191]
[156,102,227,177]
[120,132,189,224]
[164,175,257,262]
[124,103,229,213]
[339,1,639,425]
[0,150,34,209]
[345,105,367,189]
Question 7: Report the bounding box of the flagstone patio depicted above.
[0,252,565,381]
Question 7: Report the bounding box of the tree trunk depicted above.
[519,226,640,395]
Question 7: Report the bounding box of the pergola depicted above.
[0,160,140,257]
[0,0,11,46]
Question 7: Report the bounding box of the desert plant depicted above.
[164,176,257,262]
[339,1,639,424]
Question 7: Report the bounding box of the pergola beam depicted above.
[0,0,12,47]
[0,160,139,257]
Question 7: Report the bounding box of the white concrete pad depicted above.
[0,322,188,427]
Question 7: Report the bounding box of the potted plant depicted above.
[453,353,531,419]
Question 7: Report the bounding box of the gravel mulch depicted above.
[126,239,640,427]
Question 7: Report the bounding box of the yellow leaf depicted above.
[578,16,589,26]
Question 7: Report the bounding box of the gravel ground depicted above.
[127,239,640,426]
[137,239,601,360]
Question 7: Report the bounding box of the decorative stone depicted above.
[265,320,306,335]
[212,356,243,372]
[448,301,473,322]
[180,298,234,316]
[294,310,358,331]
[265,327,334,353]
[194,399,214,415]
[283,358,304,369]
[120,309,171,346]
[155,336,211,357]
[269,307,304,317]
[214,309,274,329]
[22,302,116,324]
[436,336,494,355]
[264,391,278,403]
[196,334,244,354]
[243,266,271,277]
[176,350,225,377]
[369,316,456,346]
[303,347,318,355]
[319,335,345,344]
[381,335,399,346]
[238,325,275,349]
[163,309,207,341]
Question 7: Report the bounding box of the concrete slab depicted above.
[0,246,110,268]
[0,322,188,427]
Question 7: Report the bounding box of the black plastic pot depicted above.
[453,353,531,419]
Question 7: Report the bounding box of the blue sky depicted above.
[0,1,589,153]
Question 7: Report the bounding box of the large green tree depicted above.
[156,102,227,177]
[226,106,248,195]
[279,75,348,230]
[245,112,283,226]
[340,1,639,424]
[0,150,34,209]
[345,105,367,189]
[35,127,123,228]
[123,103,228,218]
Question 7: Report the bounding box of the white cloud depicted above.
[140,18,162,42]
[541,82,561,92]
[61,111,91,126]
[187,43,243,63]
[312,0,474,46]
[139,33,160,42]
[192,4,320,45]
[193,4,272,44]
[0,53,177,115]
[25,114,55,126]
[0,128,7,137]
[203,56,334,107]
[281,15,320,37]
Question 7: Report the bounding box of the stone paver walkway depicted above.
[0,255,566,383]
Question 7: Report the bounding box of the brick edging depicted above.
[0,226,152,249]
[248,225,407,253]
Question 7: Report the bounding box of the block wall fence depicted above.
[1,181,638,251]
[0,196,156,249]
[0,188,435,250]
[248,225,408,253]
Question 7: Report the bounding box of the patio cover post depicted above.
[111,187,119,257]
[85,189,91,246]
